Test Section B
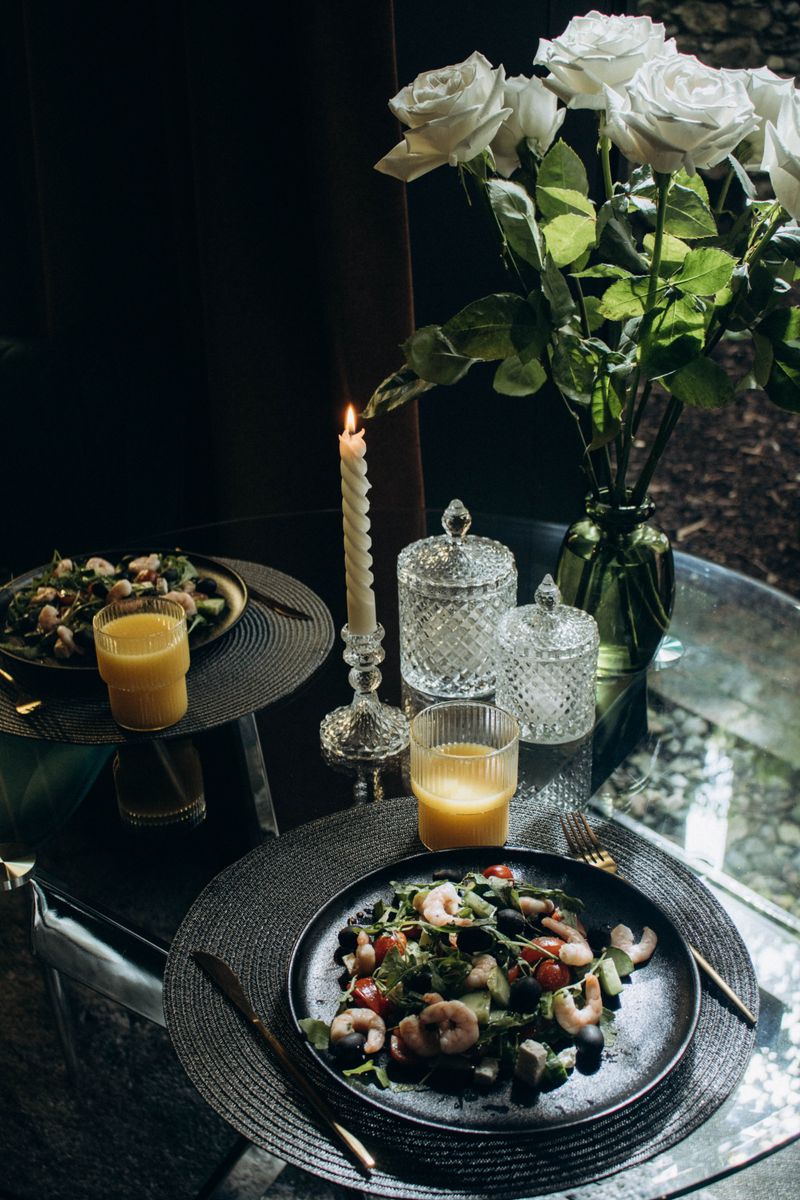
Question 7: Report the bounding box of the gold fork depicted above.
[0,665,44,716]
[560,810,757,1027]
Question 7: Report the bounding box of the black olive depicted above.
[163,568,179,583]
[432,867,463,883]
[74,626,95,650]
[405,966,432,992]
[585,925,612,955]
[330,1032,366,1064]
[509,975,543,1013]
[456,925,494,954]
[496,908,526,938]
[91,581,108,599]
[337,926,359,951]
[575,1025,604,1056]
[196,577,217,595]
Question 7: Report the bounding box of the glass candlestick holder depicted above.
[320,622,410,763]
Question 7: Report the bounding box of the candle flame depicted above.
[345,405,357,434]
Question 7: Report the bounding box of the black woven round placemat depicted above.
[0,560,333,744]
[164,799,758,1200]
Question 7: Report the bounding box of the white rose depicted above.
[490,75,566,177]
[534,10,677,110]
[374,52,511,182]
[722,67,798,170]
[762,92,800,219]
[603,54,758,174]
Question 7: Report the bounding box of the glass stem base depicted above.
[320,623,410,764]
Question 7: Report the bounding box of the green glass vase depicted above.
[555,494,675,678]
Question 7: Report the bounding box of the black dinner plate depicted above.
[0,549,248,675]
[288,846,701,1135]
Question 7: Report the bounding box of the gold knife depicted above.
[192,950,375,1173]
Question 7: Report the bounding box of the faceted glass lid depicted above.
[397,500,516,589]
[500,575,599,653]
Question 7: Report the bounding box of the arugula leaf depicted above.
[298,1018,330,1050]
[342,1059,391,1088]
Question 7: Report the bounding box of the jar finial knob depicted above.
[535,573,561,612]
[442,499,472,539]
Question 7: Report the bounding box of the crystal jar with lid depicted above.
[397,499,517,698]
[494,574,599,744]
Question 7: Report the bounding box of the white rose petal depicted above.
[534,10,677,110]
[762,92,800,219]
[490,75,566,177]
[375,51,512,182]
[603,54,758,175]
[722,66,798,170]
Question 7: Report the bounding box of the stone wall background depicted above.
[637,0,800,74]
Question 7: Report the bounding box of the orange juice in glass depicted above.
[410,702,519,850]
[94,598,190,731]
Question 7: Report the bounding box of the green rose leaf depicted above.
[596,198,649,274]
[589,376,623,450]
[537,139,589,197]
[643,231,691,277]
[402,325,476,385]
[542,212,596,267]
[582,296,605,333]
[663,183,717,239]
[671,247,736,296]
[668,356,735,408]
[486,179,544,269]
[674,168,712,205]
[572,264,633,280]
[493,355,547,396]
[551,334,597,405]
[752,331,773,388]
[638,295,705,380]
[536,186,595,221]
[363,366,435,418]
[444,293,546,360]
[597,277,650,321]
[541,255,576,328]
[766,224,800,263]
[758,308,800,411]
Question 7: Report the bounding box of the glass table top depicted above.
[1,508,798,1199]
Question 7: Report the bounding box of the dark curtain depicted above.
[0,0,424,575]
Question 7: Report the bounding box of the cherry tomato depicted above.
[507,964,521,984]
[482,864,514,881]
[534,959,572,991]
[373,930,408,965]
[389,1031,418,1066]
[352,977,392,1018]
[520,936,564,965]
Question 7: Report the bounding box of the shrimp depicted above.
[418,998,480,1055]
[553,974,603,1035]
[464,953,497,990]
[129,554,161,574]
[541,916,594,967]
[37,604,61,633]
[413,881,472,927]
[85,557,115,576]
[519,896,555,918]
[108,578,133,602]
[53,625,82,660]
[611,923,658,965]
[398,1013,440,1057]
[53,558,74,578]
[354,930,375,977]
[32,586,58,604]
[330,1008,386,1054]
[164,590,197,618]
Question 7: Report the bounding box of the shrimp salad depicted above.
[0,551,229,664]
[299,862,657,1095]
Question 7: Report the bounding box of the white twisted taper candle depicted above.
[338,406,377,635]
